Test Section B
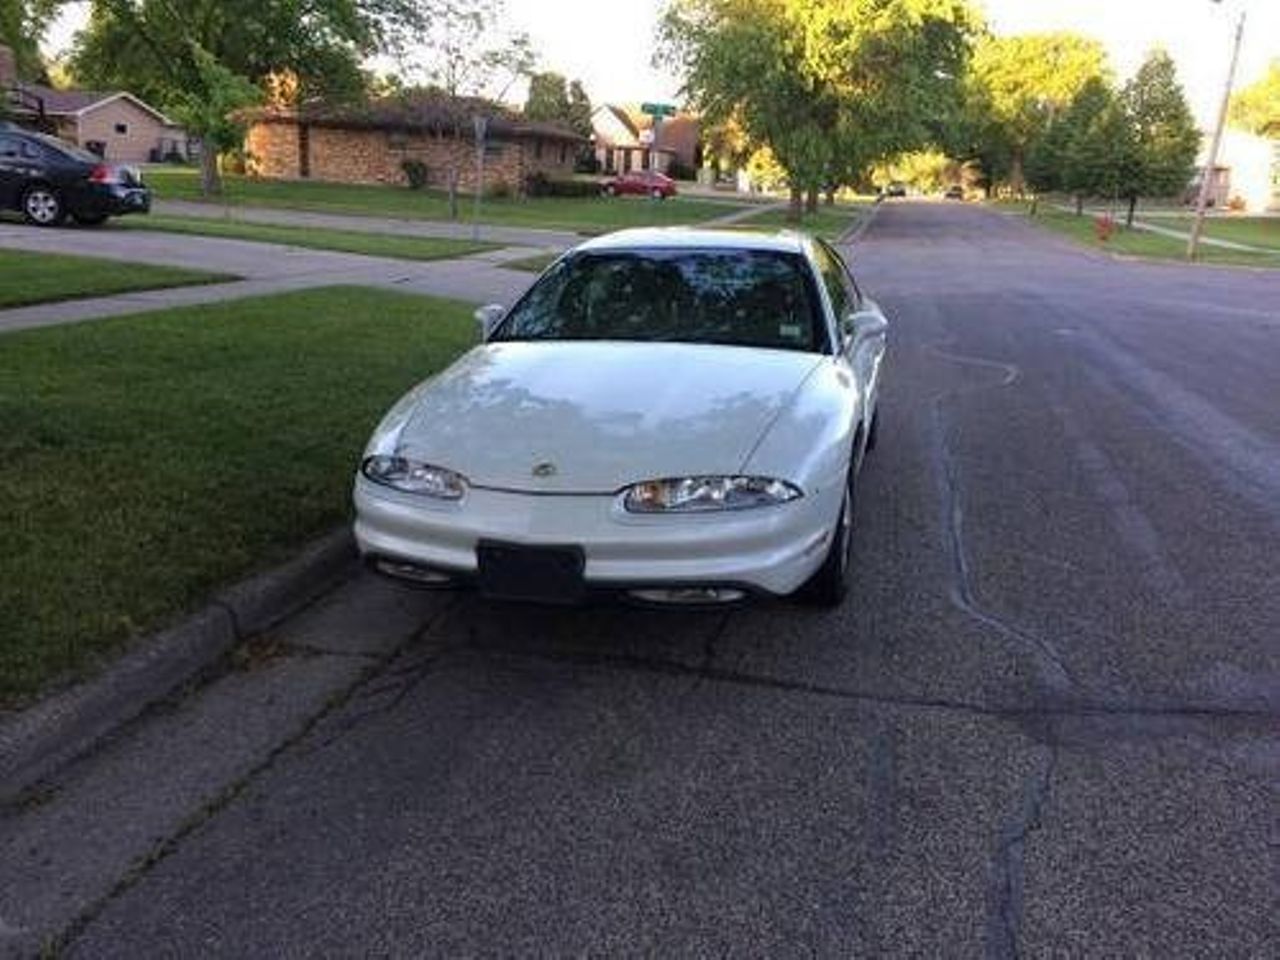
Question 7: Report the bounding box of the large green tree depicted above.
[1230,60,1280,137]
[0,0,64,82]
[659,0,978,218]
[68,0,412,194]
[524,71,592,136]
[963,32,1109,194]
[1120,49,1199,224]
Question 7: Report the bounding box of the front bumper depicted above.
[352,475,838,599]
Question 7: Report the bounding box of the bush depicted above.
[401,159,429,190]
[487,178,513,199]
[667,160,696,181]
[523,171,601,198]
[573,150,601,174]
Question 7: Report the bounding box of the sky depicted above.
[43,0,1280,127]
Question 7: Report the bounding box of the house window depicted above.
[387,131,408,149]
[484,142,504,158]
[114,122,128,135]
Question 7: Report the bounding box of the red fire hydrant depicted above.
[1094,213,1115,243]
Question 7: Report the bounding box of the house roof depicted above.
[592,103,700,156]
[242,93,585,143]
[7,83,175,124]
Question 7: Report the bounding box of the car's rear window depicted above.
[495,248,827,353]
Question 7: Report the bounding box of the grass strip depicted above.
[0,286,475,704]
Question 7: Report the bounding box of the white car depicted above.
[353,227,888,606]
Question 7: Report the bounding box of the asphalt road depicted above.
[25,202,1280,955]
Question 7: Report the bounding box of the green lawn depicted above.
[115,215,496,261]
[1024,209,1280,268]
[731,203,867,241]
[0,286,476,705]
[1183,217,1280,252]
[144,167,743,233]
[0,249,233,308]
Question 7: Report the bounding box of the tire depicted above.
[651,188,664,200]
[22,184,66,226]
[72,212,109,226]
[603,184,616,197]
[798,467,856,607]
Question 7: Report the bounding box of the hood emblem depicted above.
[532,461,557,478]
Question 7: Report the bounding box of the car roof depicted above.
[576,227,813,256]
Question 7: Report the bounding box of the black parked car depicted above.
[0,124,150,226]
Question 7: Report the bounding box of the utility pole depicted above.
[472,115,488,243]
[1187,4,1246,261]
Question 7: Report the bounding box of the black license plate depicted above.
[476,541,586,604]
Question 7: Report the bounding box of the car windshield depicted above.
[494,248,827,353]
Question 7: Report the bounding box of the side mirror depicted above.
[474,303,505,341]
[842,309,888,349]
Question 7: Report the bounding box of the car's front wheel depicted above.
[603,184,616,197]
[22,184,66,226]
[798,468,855,607]
[651,187,665,200]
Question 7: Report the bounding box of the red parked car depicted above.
[602,170,678,199]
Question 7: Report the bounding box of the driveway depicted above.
[3,202,1276,956]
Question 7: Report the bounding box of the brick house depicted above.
[591,104,701,176]
[242,94,583,192]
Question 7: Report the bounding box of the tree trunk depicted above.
[1030,195,1039,217]
[1009,148,1025,196]
[199,144,222,197]
[805,186,819,214]
[1125,194,1137,228]
[824,185,835,205]
[1074,194,1084,216]
[787,186,803,222]
[448,167,459,220]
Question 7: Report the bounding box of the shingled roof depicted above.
[243,92,584,143]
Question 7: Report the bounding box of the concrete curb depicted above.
[0,529,357,804]
[839,200,883,246]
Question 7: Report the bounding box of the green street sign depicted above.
[640,102,677,118]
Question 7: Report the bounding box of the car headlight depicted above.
[361,456,467,499]
[621,476,802,513]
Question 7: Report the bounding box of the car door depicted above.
[0,134,28,208]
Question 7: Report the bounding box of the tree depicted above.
[660,0,979,219]
[566,80,592,138]
[0,0,64,82]
[964,32,1110,194]
[525,72,570,122]
[1060,77,1116,214]
[68,0,403,194]
[1230,60,1280,137]
[1120,50,1199,225]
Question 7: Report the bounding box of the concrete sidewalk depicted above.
[0,224,538,333]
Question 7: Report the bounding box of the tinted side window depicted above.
[812,241,850,319]
[825,241,863,306]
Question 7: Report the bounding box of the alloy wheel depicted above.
[24,188,61,225]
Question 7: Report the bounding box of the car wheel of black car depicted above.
[22,185,66,226]
[72,212,109,226]
[799,464,856,607]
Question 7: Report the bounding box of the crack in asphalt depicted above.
[48,596,462,957]
[462,642,1275,725]
[984,741,1059,960]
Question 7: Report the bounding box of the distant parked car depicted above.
[884,182,907,198]
[602,170,678,199]
[943,185,964,200]
[0,124,150,226]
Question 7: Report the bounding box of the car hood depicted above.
[394,341,824,493]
